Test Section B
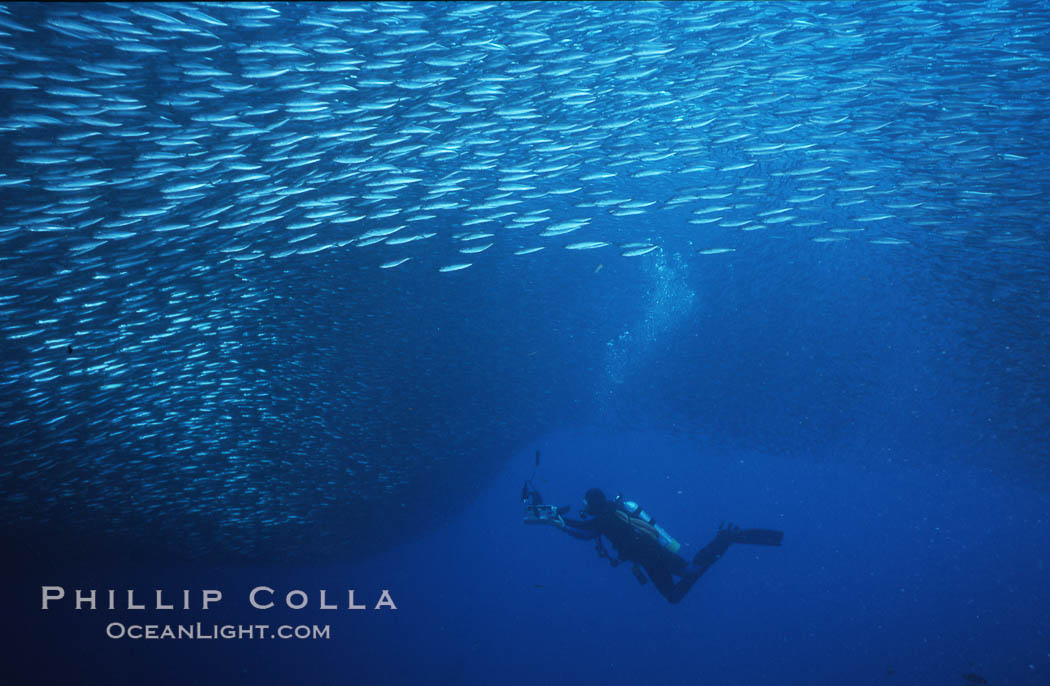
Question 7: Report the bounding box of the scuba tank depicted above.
[613,494,682,555]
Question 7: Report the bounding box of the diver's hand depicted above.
[539,513,566,528]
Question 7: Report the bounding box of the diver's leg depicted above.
[662,529,736,604]
[664,526,783,603]
[643,564,676,602]
[692,527,735,572]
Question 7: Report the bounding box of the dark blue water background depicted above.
[9,426,1049,686]
[3,3,1049,684]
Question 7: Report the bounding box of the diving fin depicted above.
[735,528,784,546]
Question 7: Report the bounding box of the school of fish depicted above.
[1,2,1047,560]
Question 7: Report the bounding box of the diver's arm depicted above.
[558,516,599,540]
[525,511,597,539]
[522,484,599,540]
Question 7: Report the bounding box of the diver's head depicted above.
[584,488,608,515]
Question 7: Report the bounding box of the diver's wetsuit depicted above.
[558,510,734,604]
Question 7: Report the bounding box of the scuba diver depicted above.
[523,483,783,604]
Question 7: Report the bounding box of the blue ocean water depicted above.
[9,428,1050,685]
[3,2,1049,685]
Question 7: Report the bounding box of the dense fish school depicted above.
[1,2,1047,560]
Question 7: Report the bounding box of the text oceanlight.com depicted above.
[105,623,330,640]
